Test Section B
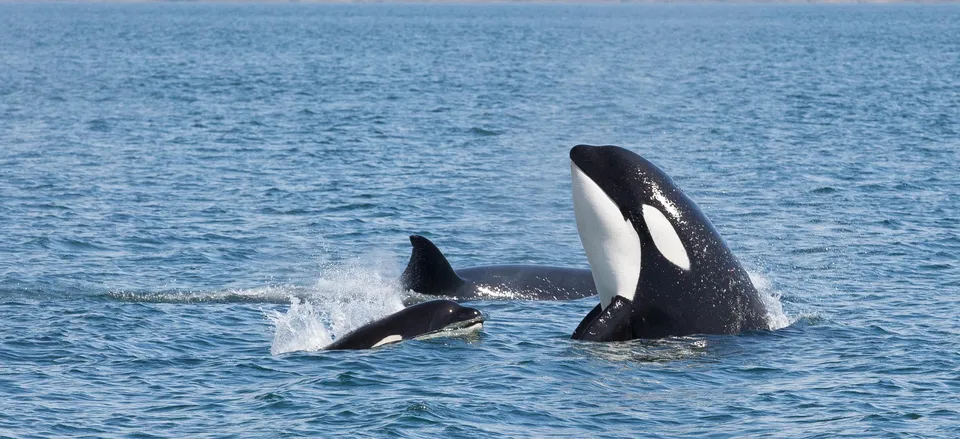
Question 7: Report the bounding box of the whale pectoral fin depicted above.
[571,303,602,339]
[571,296,634,342]
[399,235,465,295]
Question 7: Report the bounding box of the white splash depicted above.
[264,256,405,355]
[266,297,332,355]
[749,271,791,330]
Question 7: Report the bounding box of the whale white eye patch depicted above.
[642,204,690,271]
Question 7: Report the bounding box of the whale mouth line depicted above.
[416,316,485,341]
[458,322,484,332]
[448,315,485,330]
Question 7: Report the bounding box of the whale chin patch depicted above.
[642,204,690,271]
[372,335,402,348]
[571,162,641,310]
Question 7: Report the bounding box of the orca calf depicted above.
[399,235,596,301]
[325,300,484,350]
[569,145,770,342]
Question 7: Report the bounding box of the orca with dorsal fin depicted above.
[399,235,596,301]
[568,144,770,341]
[325,300,484,350]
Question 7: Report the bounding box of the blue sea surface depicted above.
[1,3,958,437]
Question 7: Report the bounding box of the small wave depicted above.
[811,186,838,195]
[467,127,502,136]
[576,336,710,363]
[24,236,110,252]
[58,238,111,252]
[104,286,303,304]
[87,118,110,132]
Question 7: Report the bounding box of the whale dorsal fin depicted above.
[400,235,465,295]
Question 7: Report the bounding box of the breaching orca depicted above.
[399,235,596,301]
[325,300,484,350]
[569,145,770,342]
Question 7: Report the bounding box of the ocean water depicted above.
[1,3,958,437]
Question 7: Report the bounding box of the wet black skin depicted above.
[569,145,770,341]
[325,300,484,350]
[399,235,596,301]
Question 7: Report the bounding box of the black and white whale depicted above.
[568,144,770,342]
[399,235,596,301]
[325,300,484,350]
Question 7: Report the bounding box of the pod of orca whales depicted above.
[326,145,772,350]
